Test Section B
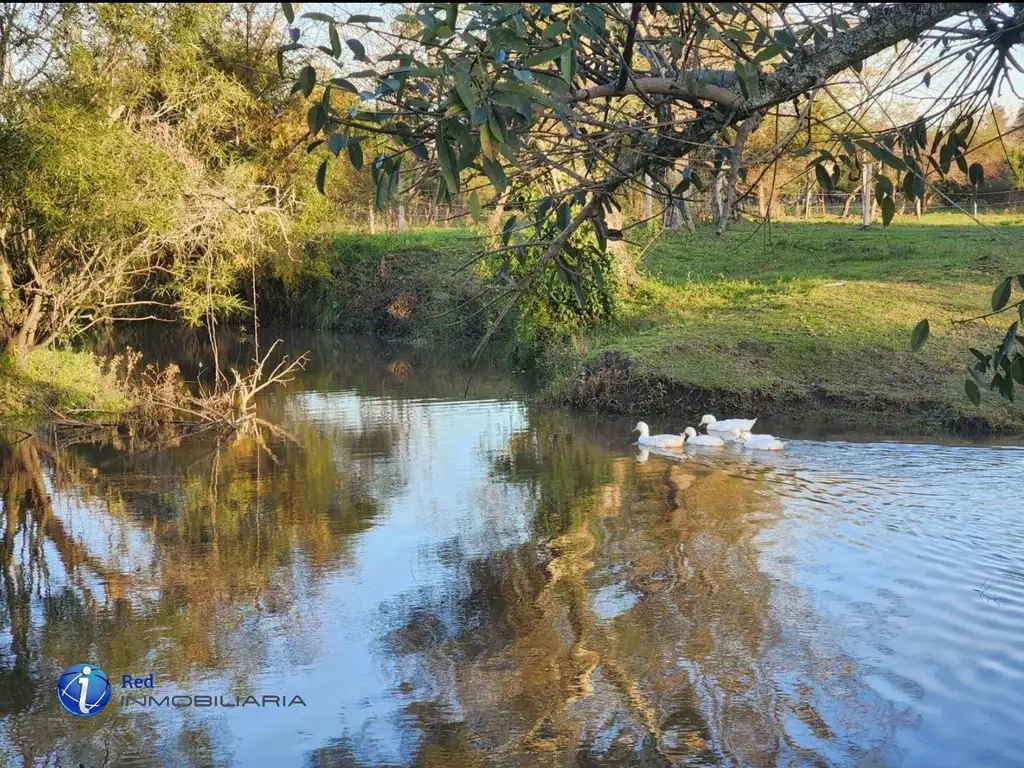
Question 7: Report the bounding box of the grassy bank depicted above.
[259,229,491,343]
[0,349,130,421]
[546,214,1024,434]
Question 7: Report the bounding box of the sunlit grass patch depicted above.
[573,216,1024,430]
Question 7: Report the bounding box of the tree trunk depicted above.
[489,189,510,232]
[605,206,638,290]
[710,170,726,226]
[8,293,42,369]
[662,164,694,232]
[802,181,813,220]
[841,190,857,218]
[716,113,762,235]
[757,184,766,218]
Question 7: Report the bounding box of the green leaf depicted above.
[542,21,566,39]
[965,378,981,406]
[282,2,294,24]
[579,4,605,30]
[923,72,931,87]
[1000,371,1014,402]
[874,174,894,203]
[482,157,508,192]
[1003,321,1019,361]
[560,47,572,83]
[306,104,327,135]
[968,162,984,187]
[1012,357,1024,385]
[910,319,929,351]
[302,11,336,22]
[436,125,459,193]
[347,141,363,171]
[329,24,341,58]
[992,277,1012,311]
[469,191,482,222]
[479,122,496,161]
[955,151,969,175]
[315,159,327,194]
[298,65,316,97]
[524,45,570,67]
[347,39,366,62]
[501,215,516,245]
[814,163,833,191]
[453,67,476,110]
[326,132,346,156]
[754,42,786,62]
[735,61,757,99]
[860,140,906,171]
[306,139,324,153]
[348,14,384,23]
[880,197,896,227]
[331,77,358,93]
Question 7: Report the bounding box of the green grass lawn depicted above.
[580,214,1024,431]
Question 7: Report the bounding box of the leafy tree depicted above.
[0,3,384,369]
[282,3,1024,390]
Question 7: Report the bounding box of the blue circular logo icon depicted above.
[56,664,111,717]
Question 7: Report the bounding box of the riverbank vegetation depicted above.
[2,3,1024,436]
[543,216,1024,433]
[252,217,1024,433]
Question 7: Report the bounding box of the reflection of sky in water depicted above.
[5,374,1024,765]
[238,393,533,766]
[751,440,1024,766]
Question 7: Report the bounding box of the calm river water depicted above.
[2,334,1024,767]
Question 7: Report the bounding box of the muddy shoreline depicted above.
[545,351,997,438]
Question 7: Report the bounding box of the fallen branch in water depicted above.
[49,339,308,451]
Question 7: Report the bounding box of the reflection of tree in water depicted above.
[0,420,395,767]
[338,417,908,766]
[91,325,527,403]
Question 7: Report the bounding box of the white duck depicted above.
[734,431,785,451]
[700,414,757,434]
[683,427,725,447]
[633,421,684,449]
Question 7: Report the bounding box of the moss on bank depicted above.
[0,349,130,421]
[542,216,1024,435]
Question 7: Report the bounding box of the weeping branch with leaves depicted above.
[282,2,1024,404]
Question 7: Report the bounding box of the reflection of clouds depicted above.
[364,428,929,766]
[4,380,1024,766]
